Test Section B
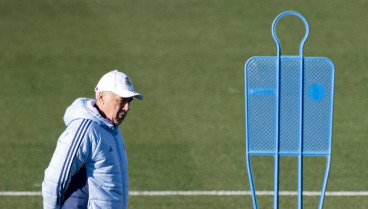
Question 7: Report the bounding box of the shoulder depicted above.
[61,119,93,137]
[59,119,101,146]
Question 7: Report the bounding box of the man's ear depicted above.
[97,92,105,104]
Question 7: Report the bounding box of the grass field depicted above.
[1,0,367,208]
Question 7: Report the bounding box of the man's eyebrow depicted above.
[121,97,133,102]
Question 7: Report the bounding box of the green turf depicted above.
[0,0,367,208]
[2,196,368,209]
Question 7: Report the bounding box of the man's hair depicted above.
[95,91,113,105]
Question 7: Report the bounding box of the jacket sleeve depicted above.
[42,119,93,209]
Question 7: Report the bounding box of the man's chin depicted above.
[114,118,125,125]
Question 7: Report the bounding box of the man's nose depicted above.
[122,102,130,111]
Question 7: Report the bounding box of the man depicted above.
[42,70,143,209]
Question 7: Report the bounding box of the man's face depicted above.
[102,92,133,125]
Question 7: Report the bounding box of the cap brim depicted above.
[115,90,143,100]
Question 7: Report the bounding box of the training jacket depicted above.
[42,98,129,209]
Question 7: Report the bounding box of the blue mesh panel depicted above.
[245,56,334,155]
[246,58,276,153]
[303,58,334,154]
[279,58,300,154]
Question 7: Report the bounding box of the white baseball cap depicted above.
[95,70,143,100]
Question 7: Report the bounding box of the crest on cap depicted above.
[125,77,132,87]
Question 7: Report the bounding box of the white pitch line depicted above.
[0,191,42,196]
[1,191,368,196]
[129,191,368,196]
